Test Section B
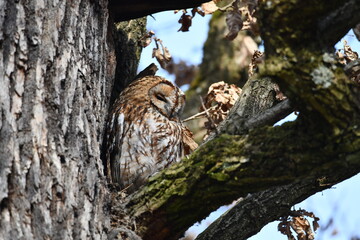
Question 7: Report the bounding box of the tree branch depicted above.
[197,142,360,240]
[126,120,360,240]
[318,0,360,48]
[109,0,209,21]
[196,1,360,238]
[196,179,327,240]
[120,1,360,240]
[260,0,360,126]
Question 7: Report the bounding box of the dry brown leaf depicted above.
[202,81,242,139]
[331,229,339,236]
[178,13,193,32]
[239,0,258,32]
[278,217,296,240]
[343,40,359,62]
[192,7,205,17]
[225,6,243,40]
[245,0,258,13]
[273,83,287,101]
[278,209,320,240]
[302,211,320,233]
[248,50,264,76]
[201,1,219,14]
[336,40,358,66]
[139,30,155,48]
[312,218,320,232]
[182,126,199,154]
[224,0,259,39]
[290,217,314,240]
[152,38,172,69]
[336,49,347,65]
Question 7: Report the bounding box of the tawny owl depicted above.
[105,76,197,193]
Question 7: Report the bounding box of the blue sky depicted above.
[138,11,211,82]
[138,11,360,240]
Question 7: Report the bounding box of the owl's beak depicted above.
[169,112,181,121]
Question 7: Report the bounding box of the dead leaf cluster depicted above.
[138,30,155,48]
[336,40,359,65]
[248,50,264,76]
[175,0,259,35]
[152,38,172,69]
[174,0,259,39]
[139,30,198,84]
[176,8,206,32]
[225,2,243,40]
[336,40,360,84]
[139,31,172,69]
[278,209,320,240]
[222,0,259,40]
[201,81,242,138]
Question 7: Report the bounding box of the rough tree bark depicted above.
[1,0,359,240]
[0,0,115,238]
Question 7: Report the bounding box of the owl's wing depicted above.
[106,112,125,187]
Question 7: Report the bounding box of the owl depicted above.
[105,76,197,193]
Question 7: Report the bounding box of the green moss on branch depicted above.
[127,120,360,240]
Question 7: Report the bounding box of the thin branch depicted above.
[182,105,217,122]
[318,0,360,48]
[126,116,360,240]
[200,96,219,135]
[196,179,328,240]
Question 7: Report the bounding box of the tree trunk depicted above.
[0,0,114,238]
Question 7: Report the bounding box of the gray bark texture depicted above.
[0,0,114,238]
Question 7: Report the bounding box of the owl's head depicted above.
[148,81,185,121]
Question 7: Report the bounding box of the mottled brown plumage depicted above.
[105,76,197,192]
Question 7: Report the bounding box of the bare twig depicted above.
[200,96,219,135]
[182,106,217,122]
